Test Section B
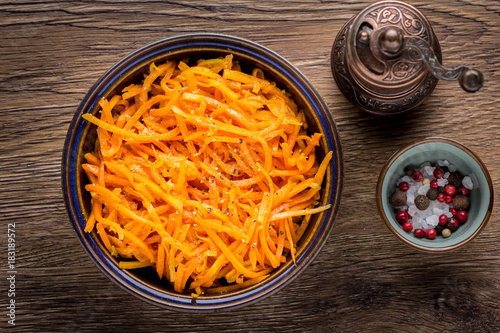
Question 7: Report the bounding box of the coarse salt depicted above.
[462,176,474,190]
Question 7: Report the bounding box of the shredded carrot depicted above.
[81,54,332,297]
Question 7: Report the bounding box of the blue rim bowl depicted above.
[377,137,493,252]
[62,33,343,311]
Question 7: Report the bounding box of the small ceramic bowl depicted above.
[377,137,493,252]
[62,33,343,311]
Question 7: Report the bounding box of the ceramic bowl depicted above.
[377,137,493,252]
[62,33,343,311]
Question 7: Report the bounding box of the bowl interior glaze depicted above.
[62,34,343,310]
[377,137,493,252]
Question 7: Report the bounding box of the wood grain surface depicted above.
[1,0,499,332]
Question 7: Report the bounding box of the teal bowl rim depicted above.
[61,33,344,311]
[376,137,494,252]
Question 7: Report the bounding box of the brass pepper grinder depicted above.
[331,0,484,115]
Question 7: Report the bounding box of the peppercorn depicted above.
[457,210,468,224]
[438,186,446,193]
[390,190,407,207]
[437,193,446,203]
[441,228,451,238]
[404,165,415,177]
[458,186,470,196]
[447,171,463,188]
[425,228,437,240]
[412,171,423,182]
[439,214,448,225]
[433,167,444,179]
[445,195,454,204]
[396,211,409,224]
[453,194,471,211]
[414,194,430,211]
[447,218,459,232]
[435,223,446,235]
[399,181,409,192]
[402,221,413,232]
[414,229,425,238]
[445,185,457,196]
[426,188,439,200]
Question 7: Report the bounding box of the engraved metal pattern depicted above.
[363,3,431,84]
[384,58,422,81]
[370,5,426,38]
[331,19,439,116]
[406,37,464,81]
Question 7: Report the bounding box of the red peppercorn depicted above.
[445,195,454,204]
[399,181,410,192]
[437,193,446,203]
[403,222,413,232]
[445,185,457,196]
[425,228,437,240]
[439,214,448,225]
[412,171,423,182]
[405,208,412,219]
[458,186,470,196]
[434,168,444,179]
[449,208,457,217]
[396,211,409,224]
[430,180,439,189]
[449,217,459,230]
[457,210,468,224]
[414,229,425,238]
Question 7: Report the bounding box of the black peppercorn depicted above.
[389,190,407,207]
[447,172,463,188]
[426,188,439,200]
[414,194,430,211]
[438,186,446,193]
[435,223,446,235]
[453,194,471,211]
[404,165,415,177]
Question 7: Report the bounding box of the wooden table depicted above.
[2,1,499,331]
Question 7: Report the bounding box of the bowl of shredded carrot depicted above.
[63,33,343,310]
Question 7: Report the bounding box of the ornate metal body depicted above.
[331,1,483,115]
